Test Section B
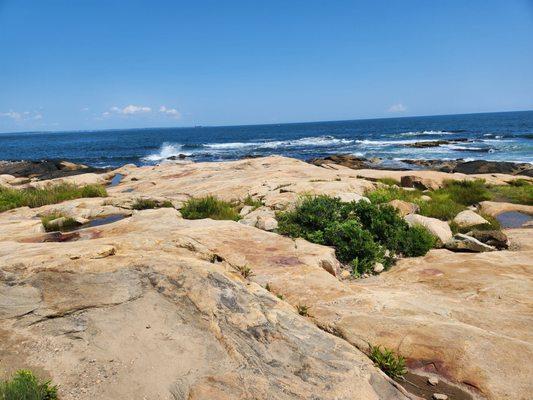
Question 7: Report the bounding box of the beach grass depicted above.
[0,183,107,213]
[181,195,240,221]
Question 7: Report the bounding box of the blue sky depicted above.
[0,0,532,132]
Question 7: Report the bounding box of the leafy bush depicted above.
[277,196,435,275]
[0,183,107,213]
[40,212,79,232]
[181,196,240,221]
[131,198,173,210]
[369,345,407,380]
[0,370,58,400]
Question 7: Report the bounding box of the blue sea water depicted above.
[0,111,532,168]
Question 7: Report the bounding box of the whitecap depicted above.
[142,143,191,162]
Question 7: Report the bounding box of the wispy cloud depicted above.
[388,103,407,113]
[107,105,152,116]
[0,110,43,121]
[159,106,181,119]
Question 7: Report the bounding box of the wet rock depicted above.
[469,230,509,250]
[404,138,469,148]
[453,210,489,228]
[445,233,496,252]
[0,159,107,180]
[387,199,419,216]
[404,214,453,245]
[308,154,378,170]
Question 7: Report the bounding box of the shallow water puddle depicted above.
[495,211,532,229]
[108,173,124,187]
[401,371,474,400]
[82,214,127,228]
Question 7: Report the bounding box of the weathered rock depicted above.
[387,199,419,216]
[0,159,107,180]
[428,377,439,386]
[469,230,509,250]
[453,210,489,228]
[404,214,453,245]
[239,205,254,216]
[432,394,448,400]
[479,201,533,217]
[373,263,384,273]
[445,233,496,252]
[401,175,440,191]
[256,216,278,231]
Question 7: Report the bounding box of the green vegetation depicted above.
[242,195,263,209]
[450,212,501,234]
[376,177,400,186]
[488,181,533,205]
[366,186,422,204]
[131,198,173,210]
[181,196,240,221]
[0,183,107,213]
[296,304,309,316]
[0,370,58,400]
[417,192,466,220]
[369,345,407,380]
[40,212,79,232]
[235,264,253,278]
[277,196,435,275]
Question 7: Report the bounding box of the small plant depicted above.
[40,212,79,232]
[276,294,284,300]
[296,304,309,316]
[0,369,58,400]
[376,177,400,186]
[366,186,422,204]
[243,195,263,209]
[235,265,253,278]
[181,196,240,221]
[265,283,272,292]
[0,183,107,213]
[131,198,173,210]
[369,345,407,380]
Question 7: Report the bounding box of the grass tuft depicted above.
[376,177,401,186]
[296,304,309,316]
[235,265,253,278]
[242,195,263,209]
[369,345,407,380]
[131,198,174,210]
[181,196,240,221]
[366,186,422,204]
[0,370,58,400]
[40,212,79,232]
[0,183,107,213]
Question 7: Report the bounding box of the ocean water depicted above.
[1,111,531,168]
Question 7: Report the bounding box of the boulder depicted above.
[387,199,419,216]
[469,230,509,249]
[445,233,496,252]
[404,214,452,245]
[239,205,254,217]
[239,207,278,231]
[400,175,440,191]
[453,210,489,228]
[256,216,278,231]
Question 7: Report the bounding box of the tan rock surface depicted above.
[1,156,532,400]
[453,210,490,228]
[479,201,533,217]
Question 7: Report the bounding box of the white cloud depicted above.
[388,103,407,113]
[104,104,152,117]
[0,110,43,121]
[159,106,181,119]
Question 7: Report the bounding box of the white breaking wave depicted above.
[354,138,436,146]
[399,130,454,136]
[197,136,354,151]
[142,143,191,162]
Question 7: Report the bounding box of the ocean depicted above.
[1,111,532,168]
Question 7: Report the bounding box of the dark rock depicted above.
[166,154,189,160]
[400,175,440,191]
[404,138,469,148]
[0,160,108,180]
[401,159,533,176]
[468,230,509,250]
[308,154,383,170]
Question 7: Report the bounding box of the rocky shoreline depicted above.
[1,155,532,399]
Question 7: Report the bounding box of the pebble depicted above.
[432,394,448,400]
[428,376,439,386]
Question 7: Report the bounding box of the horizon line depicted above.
[1,108,532,136]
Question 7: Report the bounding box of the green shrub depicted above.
[325,220,384,274]
[369,346,407,380]
[131,198,173,210]
[181,196,240,221]
[0,370,58,400]
[0,183,107,213]
[40,212,79,232]
[366,186,422,204]
[277,195,435,275]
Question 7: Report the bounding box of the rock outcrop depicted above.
[452,210,490,229]
[1,156,532,400]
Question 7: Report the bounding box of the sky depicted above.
[0,0,532,133]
